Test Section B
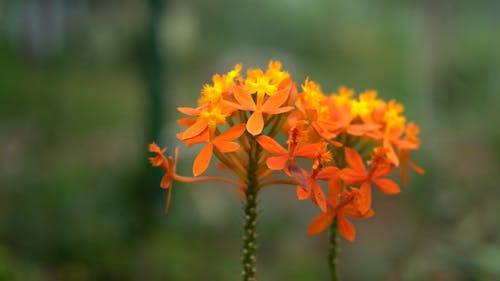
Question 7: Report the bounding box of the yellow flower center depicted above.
[200,107,226,130]
[351,90,382,118]
[383,100,406,129]
[245,69,278,97]
[302,79,326,112]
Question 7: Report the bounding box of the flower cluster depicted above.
[149,60,423,241]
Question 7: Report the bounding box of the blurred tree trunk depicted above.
[147,0,166,144]
[131,0,167,234]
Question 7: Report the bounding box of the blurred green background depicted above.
[1,1,499,280]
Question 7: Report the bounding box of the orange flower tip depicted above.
[266,156,288,170]
[149,142,161,153]
[177,106,199,116]
[374,179,401,194]
[307,211,335,235]
[337,215,356,242]
[246,112,264,136]
[296,186,310,200]
[149,156,162,167]
[160,174,172,189]
[193,144,213,176]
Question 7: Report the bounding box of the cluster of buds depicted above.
[149,60,423,242]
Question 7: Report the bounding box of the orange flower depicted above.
[149,142,177,213]
[377,100,408,166]
[294,79,342,142]
[395,122,424,184]
[307,185,374,241]
[340,147,400,197]
[230,83,295,135]
[256,134,320,171]
[294,144,337,212]
[182,124,246,176]
[178,105,234,140]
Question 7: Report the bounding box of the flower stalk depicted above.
[328,219,340,281]
[242,187,258,281]
[241,136,261,281]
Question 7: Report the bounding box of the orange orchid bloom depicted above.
[374,100,408,166]
[340,147,401,197]
[395,122,424,184]
[149,142,178,213]
[293,79,344,143]
[294,144,337,212]
[399,149,425,184]
[307,182,374,241]
[182,124,246,176]
[256,134,320,170]
[230,82,295,136]
[177,105,235,140]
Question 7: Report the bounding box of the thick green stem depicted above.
[241,136,260,281]
[329,144,347,281]
[328,219,340,281]
[242,187,258,281]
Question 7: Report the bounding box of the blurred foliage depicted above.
[1,0,499,280]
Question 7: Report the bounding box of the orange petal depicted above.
[177,107,200,116]
[181,128,210,145]
[312,122,337,140]
[233,85,256,110]
[224,100,247,111]
[312,182,327,213]
[316,166,340,180]
[261,87,290,112]
[263,106,294,115]
[149,142,162,153]
[177,118,196,127]
[344,147,367,173]
[343,206,375,218]
[266,156,288,170]
[182,119,208,139]
[409,160,425,175]
[246,111,264,136]
[293,142,322,158]
[149,155,164,167]
[216,124,246,141]
[384,140,400,166]
[359,182,372,214]
[340,168,366,184]
[296,186,310,200]
[256,135,288,155]
[193,143,213,176]
[327,176,342,206]
[372,178,400,194]
[175,132,183,141]
[307,211,335,235]
[327,139,343,147]
[373,163,393,178]
[322,122,345,137]
[213,140,240,153]
[337,214,355,242]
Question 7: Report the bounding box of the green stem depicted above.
[242,186,258,281]
[241,136,260,281]
[328,219,340,281]
[329,143,347,281]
